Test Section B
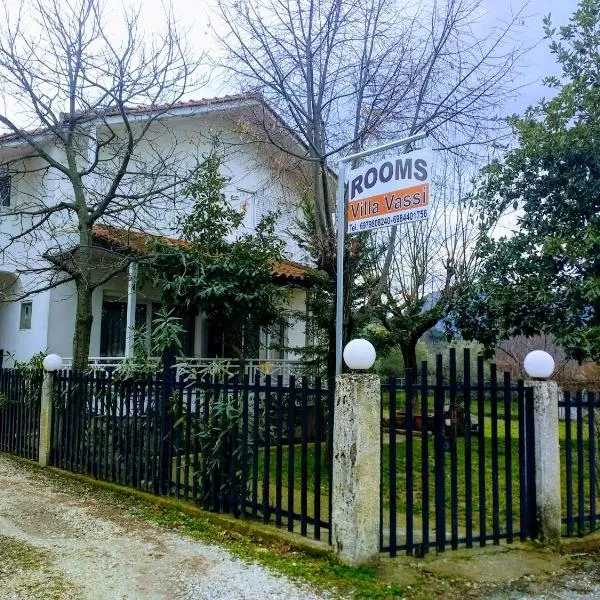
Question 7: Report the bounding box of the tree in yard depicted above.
[212,0,527,375]
[452,0,600,364]
[145,149,290,368]
[359,153,488,371]
[0,0,200,370]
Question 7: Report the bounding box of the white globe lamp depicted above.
[523,350,555,380]
[43,353,63,372]
[343,339,376,371]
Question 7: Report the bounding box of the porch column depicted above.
[124,261,138,357]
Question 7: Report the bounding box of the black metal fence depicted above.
[8,359,600,554]
[560,390,600,537]
[381,349,537,556]
[0,369,41,460]
[50,370,334,540]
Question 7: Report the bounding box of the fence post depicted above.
[530,379,561,546]
[160,349,175,495]
[332,372,380,565]
[39,371,54,467]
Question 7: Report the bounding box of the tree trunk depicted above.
[72,281,93,371]
[400,341,418,374]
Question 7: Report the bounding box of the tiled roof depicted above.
[0,126,49,144]
[270,259,311,280]
[0,93,264,144]
[92,225,188,254]
[103,93,263,118]
[0,93,334,181]
[92,225,312,284]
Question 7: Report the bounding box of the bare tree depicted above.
[212,0,527,374]
[493,335,600,388]
[0,0,202,369]
[360,153,484,370]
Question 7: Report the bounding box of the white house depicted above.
[0,94,314,377]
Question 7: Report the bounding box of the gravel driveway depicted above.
[487,558,600,600]
[0,454,329,600]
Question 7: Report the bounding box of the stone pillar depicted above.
[531,380,561,546]
[332,373,381,565]
[39,371,54,467]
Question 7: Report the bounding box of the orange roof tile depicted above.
[92,225,312,284]
[103,93,263,118]
[0,93,264,144]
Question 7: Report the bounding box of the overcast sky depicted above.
[0,0,582,126]
[495,0,578,114]
[145,0,581,116]
[110,0,581,116]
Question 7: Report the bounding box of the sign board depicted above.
[346,148,432,233]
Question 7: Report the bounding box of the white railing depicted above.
[63,357,127,370]
[178,357,305,381]
[62,356,305,381]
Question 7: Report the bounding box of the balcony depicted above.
[62,356,305,382]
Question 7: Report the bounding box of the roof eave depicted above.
[102,96,265,126]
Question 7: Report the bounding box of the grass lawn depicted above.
[253,412,599,545]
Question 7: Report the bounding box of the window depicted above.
[100,300,148,356]
[259,322,286,360]
[19,302,32,330]
[0,175,10,207]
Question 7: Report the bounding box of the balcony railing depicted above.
[62,356,304,382]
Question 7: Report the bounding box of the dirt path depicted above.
[0,455,329,600]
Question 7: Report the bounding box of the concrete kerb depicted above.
[41,461,333,559]
[559,531,600,555]
[41,463,597,585]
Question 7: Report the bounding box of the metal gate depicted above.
[381,349,537,556]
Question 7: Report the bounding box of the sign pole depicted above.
[335,132,428,375]
[335,159,347,376]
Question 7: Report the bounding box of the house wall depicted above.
[13,275,310,362]
[105,110,307,262]
[0,146,73,364]
[0,149,71,274]
[0,100,312,362]
[0,275,51,364]
[0,302,8,360]
[41,272,308,361]
[47,282,78,358]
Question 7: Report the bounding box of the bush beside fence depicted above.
[50,370,334,541]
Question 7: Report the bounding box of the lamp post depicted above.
[43,354,63,373]
[523,350,561,546]
[39,354,62,467]
[524,350,555,380]
[342,338,376,371]
[332,339,380,565]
